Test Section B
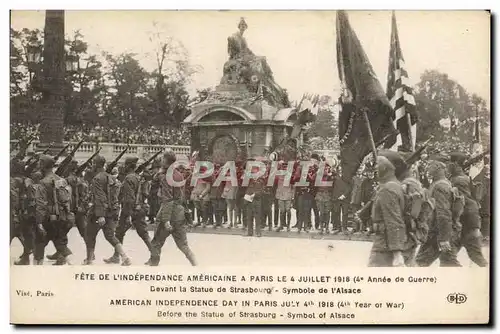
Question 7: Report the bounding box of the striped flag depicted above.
[386,11,418,152]
[469,107,484,179]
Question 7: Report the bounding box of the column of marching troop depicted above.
[10,142,490,267]
[10,149,197,266]
[366,150,489,267]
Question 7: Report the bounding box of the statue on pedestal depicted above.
[219,18,291,108]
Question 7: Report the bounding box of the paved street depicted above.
[9,227,490,267]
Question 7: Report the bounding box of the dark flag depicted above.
[385,11,418,152]
[334,10,398,198]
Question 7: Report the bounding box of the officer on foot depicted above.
[149,150,197,266]
[367,156,407,267]
[85,155,131,266]
[416,156,462,267]
[105,157,153,264]
[33,155,74,265]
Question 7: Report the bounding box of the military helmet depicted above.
[449,152,468,167]
[39,154,55,170]
[93,155,106,167]
[378,150,408,179]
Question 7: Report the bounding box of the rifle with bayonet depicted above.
[52,143,71,162]
[106,145,130,174]
[135,150,163,174]
[55,139,85,177]
[75,147,102,176]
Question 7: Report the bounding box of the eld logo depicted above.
[447,293,467,304]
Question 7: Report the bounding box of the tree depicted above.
[414,69,490,148]
[102,52,150,128]
[147,22,202,126]
[64,30,105,128]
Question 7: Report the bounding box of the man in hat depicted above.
[105,156,153,264]
[447,152,488,267]
[149,150,197,266]
[85,155,131,266]
[416,156,461,267]
[367,156,407,267]
[33,155,73,265]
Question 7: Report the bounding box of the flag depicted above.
[334,10,398,197]
[469,108,484,179]
[386,11,418,152]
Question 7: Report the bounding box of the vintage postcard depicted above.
[9,9,490,325]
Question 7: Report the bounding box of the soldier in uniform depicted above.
[105,157,153,264]
[367,156,407,267]
[10,159,27,262]
[148,159,162,224]
[274,161,293,232]
[416,157,461,267]
[85,155,131,266]
[33,155,73,265]
[448,152,488,267]
[66,160,89,242]
[149,150,197,266]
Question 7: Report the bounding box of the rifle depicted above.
[75,147,102,176]
[135,150,162,174]
[55,139,85,177]
[53,143,71,162]
[24,143,54,166]
[106,145,130,174]
[463,149,490,171]
[403,136,434,166]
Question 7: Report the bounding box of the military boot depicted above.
[103,251,120,264]
[14,255,30,265]
[46,252,59,260]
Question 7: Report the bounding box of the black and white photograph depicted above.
[8,9,491,324]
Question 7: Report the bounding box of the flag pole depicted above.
[361,108,378,161]
[406,111,415,152]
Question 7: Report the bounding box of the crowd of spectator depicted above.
[10,122,191,146]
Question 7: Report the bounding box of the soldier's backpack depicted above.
[399,178,432,244]
[52,177,75,225]
[106,174,122,212]
[429,179,465,230]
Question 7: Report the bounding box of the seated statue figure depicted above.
[227,18,254,60]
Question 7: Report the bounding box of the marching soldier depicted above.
[416,156,461,267]
[14,171,42,265]
[148,159,162,224]
[66,160,90,241]
[84,155,131,266]
[367,156,407,267]
[448,152,488,267]
[149,150,197,266]
[105,157,153,264]
[10,159,26,262]
[33,155,74,265]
